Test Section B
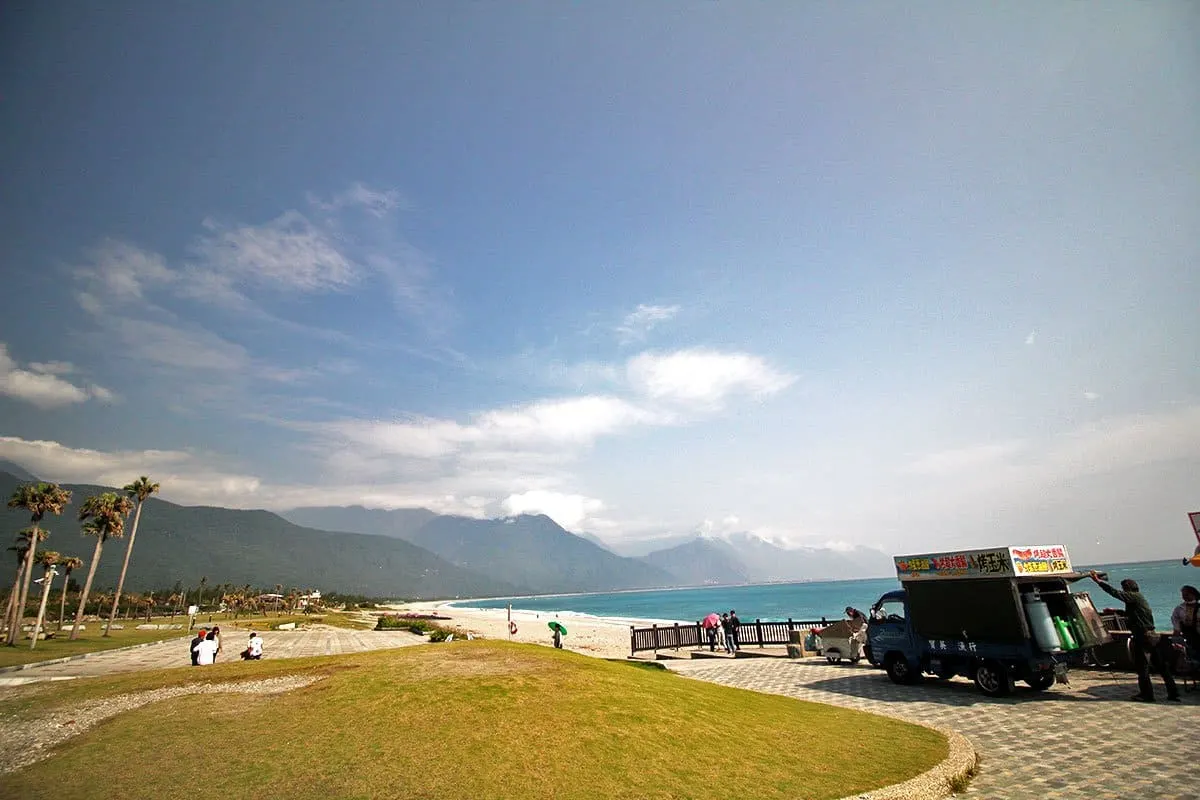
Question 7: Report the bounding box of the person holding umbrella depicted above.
[548,620,566,649]
[702,612,721,651]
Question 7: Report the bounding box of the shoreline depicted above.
[386,600,674,660]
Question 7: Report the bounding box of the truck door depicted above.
[868,592,915,662]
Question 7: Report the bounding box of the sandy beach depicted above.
[385,600,683,660]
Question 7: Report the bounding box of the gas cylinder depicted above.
[1023,590,1063,652]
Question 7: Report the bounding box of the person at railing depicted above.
[721,613,735,653]
[728,610,741,651]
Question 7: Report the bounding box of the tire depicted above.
[826,655,841,664]
[974,661,1014,697]
[848,657,861,664]
[1025,672,1055,691]
[885,653,919,685]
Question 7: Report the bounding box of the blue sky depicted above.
[1,3,1197,562]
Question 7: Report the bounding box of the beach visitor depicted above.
[1088,571,1180,703]
[706,616,718,651]
[721,613,734,653]
[190,628,207,666]
[1171,585,1199,659]
[242,631,264,660]
[552,627,563,649]
[193,630,219,666]
[728,610,741,651]
[845,607,868,659]
[211,625,222,662]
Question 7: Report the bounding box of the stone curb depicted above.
[0,635,191,674]
[836,727,978,800]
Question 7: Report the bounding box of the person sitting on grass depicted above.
[242,631,264,660]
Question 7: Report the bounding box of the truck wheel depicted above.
[974,661,1013,697]
[885,653,919,685]
[1025,673,1055,691]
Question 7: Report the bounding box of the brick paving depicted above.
[668,658,1199,800]
[0,625,426,684]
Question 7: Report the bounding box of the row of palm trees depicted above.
[3,476,159,649]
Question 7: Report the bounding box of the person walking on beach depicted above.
[190,628,207,666]
[728,610,741,652]
[1088,571,1180,702]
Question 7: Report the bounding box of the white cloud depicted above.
[1083,391,1099,401]
[904,441,1027,476]
[616,304,680,344]
[195,210,358,293]
[310,182,403,218]
[27,361,75,377]
[0,343,114,409]
[501,490,604,529]
[626,349,795,408]
[1025,330,1037,345]
[75,239,175,302]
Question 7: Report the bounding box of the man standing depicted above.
[728,610,741,652]
[194,631,219,666]
[1088,571,1180,702]
[190,628,207,666]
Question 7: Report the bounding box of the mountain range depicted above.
[1,468,894,599]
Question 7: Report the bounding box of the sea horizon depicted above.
[447,558,1193,628]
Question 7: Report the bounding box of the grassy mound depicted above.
[0,642,946,799]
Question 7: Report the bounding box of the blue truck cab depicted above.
[864,545,1111,697]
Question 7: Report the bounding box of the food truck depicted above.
[865,545,1111,697]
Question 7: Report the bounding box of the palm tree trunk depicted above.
[69,537,105,641]
[7,524,40,646]
[30,570,54,650]
[104,501,142,637]
[57,573,69,630]
[4,563,24,644]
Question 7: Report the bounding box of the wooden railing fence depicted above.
[630,618,831,655]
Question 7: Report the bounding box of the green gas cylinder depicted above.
[1053,617,1078,650]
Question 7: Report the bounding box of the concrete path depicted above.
[0,625,427,685]
[669,658,1198,800]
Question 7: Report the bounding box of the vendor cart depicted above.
[817,618,866,664]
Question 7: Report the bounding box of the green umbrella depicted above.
[548,621,567,635]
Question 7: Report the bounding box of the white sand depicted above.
[384,600,687,660]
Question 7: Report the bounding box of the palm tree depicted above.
[69,493,133,640]
[196,576,208,611]
[56,556,84,629]
[6,484,71,646]
[104,477,159,637]
[29,551,60,650]
[3,539,31,638]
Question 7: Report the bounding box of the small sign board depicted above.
[895,545,1072,580]
[1189,511,1200,543]
[187,605,199,615]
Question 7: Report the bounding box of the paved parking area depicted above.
[669,658,1198,800]
[0,625,426,684]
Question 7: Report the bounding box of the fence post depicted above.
[695,621,703,649]
[672,622,680,651]
[756,618,764,648]
[630,625,635,656]
[652,624,659,652]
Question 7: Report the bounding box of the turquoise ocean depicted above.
[456,559,1194,628]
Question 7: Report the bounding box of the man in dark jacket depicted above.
[189,628,207,666]
[1088,571,1179,702]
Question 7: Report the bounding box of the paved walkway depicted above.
[668,658,1199,800]
[0,625,427,684]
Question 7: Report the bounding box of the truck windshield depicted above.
[874,599,905,622]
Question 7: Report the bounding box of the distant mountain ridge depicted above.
[640,532,894,584]
[284,505,676,594]
[0,470,521,599]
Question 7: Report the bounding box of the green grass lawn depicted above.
[0,611,367,668]
[0,625,186,668]
[0,642,946,799]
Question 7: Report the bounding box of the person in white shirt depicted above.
[193,633,219,666]
[243,632,264,660]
